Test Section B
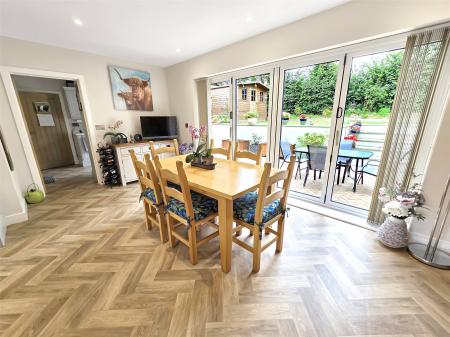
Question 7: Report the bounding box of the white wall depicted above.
[0,36,170,187]
[166,0,450,142]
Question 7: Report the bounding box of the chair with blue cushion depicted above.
[210,139,233,160]
[149,139,180,159]
[129,150,168,242]
[234,143,263,165]
[153,156,219,265]
[232,155,295,272]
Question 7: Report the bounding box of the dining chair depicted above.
[234,143,263,165]
[153,156,219,265]
[149,139,180,158]
[209,139,233,160]
[303,145,327,187]
[232,156,295,272]
[129,150,168,242]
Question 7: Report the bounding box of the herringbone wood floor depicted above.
[1,166,449,337]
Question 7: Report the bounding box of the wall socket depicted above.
[95,124,106,131]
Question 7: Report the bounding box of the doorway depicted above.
[11,74,95,191]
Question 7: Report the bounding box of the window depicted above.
[260,91,264,102]
[251,90,256,101]
[241,88,247,100]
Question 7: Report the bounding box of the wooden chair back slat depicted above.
[149,139,180,158]
[234,144,263,165]
[254,155,296,223]
[130,150,163,204]
[209,139,233,160]
[153,155,195,222]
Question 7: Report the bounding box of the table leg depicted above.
[353,158,359,192]
[218,198,233,273]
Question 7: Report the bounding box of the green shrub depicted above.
[244,111,258,119]
[377,107,391,117]
[294,105,302,116]
[212,113,230,124]
[322,107,333,117]
[297,133,327,147]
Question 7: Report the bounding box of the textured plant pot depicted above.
[192,156,202,164]
[376,216,408,248]
[247,118,258,126]
[282,118,289,125]
[249,144,259,153]
[203,156,214,165]
[111,136,120,144]
[299,119,307,125]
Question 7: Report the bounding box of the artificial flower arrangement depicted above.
[185,125,213,165]
[378,183,425,220]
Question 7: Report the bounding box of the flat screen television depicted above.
[140,116,178,140]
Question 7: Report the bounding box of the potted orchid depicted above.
[185,125,213,165]
[376,183,425,248]
[104,120,127,144]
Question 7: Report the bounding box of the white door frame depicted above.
[0,66,100,192]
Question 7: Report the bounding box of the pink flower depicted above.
[189,125,200,139]
[397,196,416,207]
[199,125,207,138]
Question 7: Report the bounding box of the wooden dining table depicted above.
[158,155,278,272]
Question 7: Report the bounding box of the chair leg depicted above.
[156,207,168,243]
[252,226,261,272]
[319,170,322,179]
[276,216,285,253]
[342,165,347,183]
[314,169,316,180]
[144,201,153,230]
[167,215,177,248]
[303,168,309,187]
[188,225,198,265]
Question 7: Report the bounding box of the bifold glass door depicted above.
[208,39,405,213]
[234,72,273,163]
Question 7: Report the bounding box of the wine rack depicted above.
[97,145,121,187]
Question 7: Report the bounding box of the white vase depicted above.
[376,216,408,248]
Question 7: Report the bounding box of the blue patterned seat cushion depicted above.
[166,192,217,222]
[143,188,157,203]
[233,191,282,224]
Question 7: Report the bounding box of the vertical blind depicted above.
[368,26,450,225]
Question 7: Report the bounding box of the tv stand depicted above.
[112,140,174,186]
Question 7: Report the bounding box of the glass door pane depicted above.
[210,80,232,148]
[278,60,340,199]
[235,73,271,163]
[330,49,404,209]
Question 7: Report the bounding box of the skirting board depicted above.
[0,216,5,246]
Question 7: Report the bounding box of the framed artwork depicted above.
[108,65,153,111]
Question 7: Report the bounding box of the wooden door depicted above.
[19,92,74,170]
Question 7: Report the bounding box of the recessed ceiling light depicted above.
[175,48,181,53]
[73,17,83,26]
[246,16,253,22]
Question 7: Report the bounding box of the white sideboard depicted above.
[113,141,172,186]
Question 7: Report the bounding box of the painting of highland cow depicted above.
[108,66,153,111]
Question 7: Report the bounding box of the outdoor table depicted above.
[295,147,374,192]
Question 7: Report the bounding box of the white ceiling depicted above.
[0,0,349,67]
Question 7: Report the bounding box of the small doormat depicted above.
[44,175,56,184]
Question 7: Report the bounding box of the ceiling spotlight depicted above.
[246,16,253,22]
[175,48,181,53]
[73,17,83,26]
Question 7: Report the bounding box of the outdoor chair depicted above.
[303,145,327,187]
[357,159,379,184]
[336,140,353,184]
[279,141,305,179]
